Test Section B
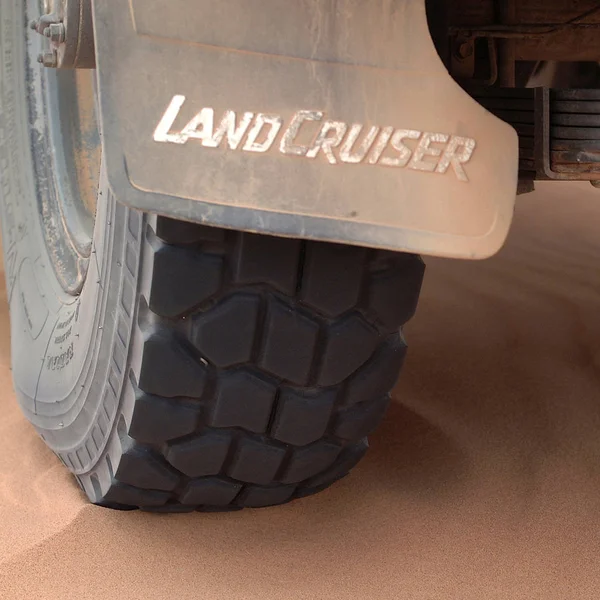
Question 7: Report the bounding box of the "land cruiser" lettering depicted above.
[154,95,476,182]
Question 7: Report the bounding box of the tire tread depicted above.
[93,219,424,511]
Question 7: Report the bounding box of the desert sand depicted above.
[1,182,600,599]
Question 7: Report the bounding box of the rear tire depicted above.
[0,0,425,511]
[97,220,425,510]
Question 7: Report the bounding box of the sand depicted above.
[1,181,600,599]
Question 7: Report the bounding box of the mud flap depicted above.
[92,0,518,258]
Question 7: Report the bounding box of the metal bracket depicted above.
[534,87,600,181]
[534,87,565,180]
[30,0,95,69]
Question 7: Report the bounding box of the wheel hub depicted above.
[30,0,95,69]
[26,0,101,294]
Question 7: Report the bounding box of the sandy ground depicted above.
[1,182,600,599]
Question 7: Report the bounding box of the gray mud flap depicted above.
[92,0,518,258]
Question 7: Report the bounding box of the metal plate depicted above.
[551,113,600,127]
[91,0,518,259]
[551,100,600,114]
[551,126,600,140]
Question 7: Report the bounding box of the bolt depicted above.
[456,41,474,60]
[44,22,65,43]
[591,180,600,189]
[37,50,58,68]
[30,12,60,36]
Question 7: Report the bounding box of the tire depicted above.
[0,1,425,511]
[109,223,424,511]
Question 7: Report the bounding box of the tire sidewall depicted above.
[0,0,138,474]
